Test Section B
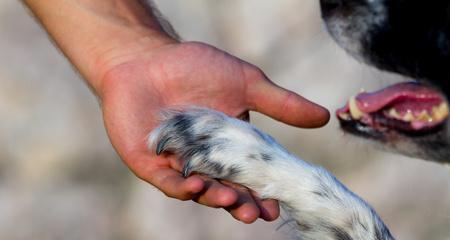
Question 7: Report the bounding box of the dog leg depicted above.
[148,107,395,240]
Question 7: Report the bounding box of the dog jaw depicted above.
[321,0,450,163]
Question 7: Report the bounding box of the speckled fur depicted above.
[148,108,394,240]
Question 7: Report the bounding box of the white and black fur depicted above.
[148,108,394,240]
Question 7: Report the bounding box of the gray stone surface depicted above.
[0,1,449,239]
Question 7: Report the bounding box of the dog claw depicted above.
[156,137,171,155]
[182,162,193,178]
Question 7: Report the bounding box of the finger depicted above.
[226,188,261,224]
[192,177,238,208]
[253,197,280,222]
[220,181,261,224]
[245,70,330,128]
[147,167,205,200]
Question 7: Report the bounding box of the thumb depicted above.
[246,77,330,128]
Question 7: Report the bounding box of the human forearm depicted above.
[22,0,177,92]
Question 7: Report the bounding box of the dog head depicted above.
[320,0,450,163]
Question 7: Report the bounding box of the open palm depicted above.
[99,41,329,223]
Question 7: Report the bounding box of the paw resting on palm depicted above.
[147,107,287,191]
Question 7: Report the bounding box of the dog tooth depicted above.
[416,110,432,122]
[431,106,439,121]
[441,102,449,113]
[338,112,351,121]
[433,102,450,121]
[402,111,415,122]
[388,108,401,119]
[349,96,364,120]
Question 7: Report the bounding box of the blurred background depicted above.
[1,0,449,239]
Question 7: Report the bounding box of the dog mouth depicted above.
[337,82,449,134]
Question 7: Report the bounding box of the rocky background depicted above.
[0,0,449,239]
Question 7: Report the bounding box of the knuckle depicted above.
[245,66,266,82]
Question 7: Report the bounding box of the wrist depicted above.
[23,0,178,95]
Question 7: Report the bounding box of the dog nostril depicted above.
[320,0,343,16]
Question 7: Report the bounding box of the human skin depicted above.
[22,0,330,223]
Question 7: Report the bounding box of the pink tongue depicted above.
[355,82,444,113]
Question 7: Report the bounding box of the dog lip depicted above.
[336,81,449,132]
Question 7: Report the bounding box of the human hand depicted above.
[98,40,329,223]
[23,0,329,224]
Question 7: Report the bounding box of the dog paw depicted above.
[148,108,395,240]
[148,108,287,189]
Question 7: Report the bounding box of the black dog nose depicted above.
[320,0,343,17]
